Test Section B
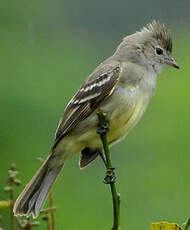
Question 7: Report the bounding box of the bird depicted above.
[13,20,179,218]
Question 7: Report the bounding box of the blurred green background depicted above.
[0,0,190,229]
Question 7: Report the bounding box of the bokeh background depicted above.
[0,0,190,229]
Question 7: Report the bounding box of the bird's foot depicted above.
[97,121,109,135]
[104,167,116,184]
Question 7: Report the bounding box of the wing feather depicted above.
[53,63,121,149]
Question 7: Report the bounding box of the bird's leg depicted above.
[97,118,116,184]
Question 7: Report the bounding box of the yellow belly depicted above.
[56,92,148,155]
[107,96,146,144]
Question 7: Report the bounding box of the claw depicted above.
[97,122,109,135]
[104,167,116,184]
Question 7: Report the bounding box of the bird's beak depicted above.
[166,57,180,69]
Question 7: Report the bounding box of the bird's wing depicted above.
[52,61,121,149]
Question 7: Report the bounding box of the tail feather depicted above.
[13,155,64,218]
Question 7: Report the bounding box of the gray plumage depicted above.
[13,155,64,217]
[13,21,179,218]
[145,20,172,52]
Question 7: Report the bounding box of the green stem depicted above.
[45,212,51,230]
[49,191,56,230]
[97,111,121,230]
[10,183,15,230]
[184,216,190,230]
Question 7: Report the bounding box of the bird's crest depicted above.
[141,20,173,53]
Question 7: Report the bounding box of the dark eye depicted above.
[156,48,163,55]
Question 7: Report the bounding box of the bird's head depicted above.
[115,20,179,73]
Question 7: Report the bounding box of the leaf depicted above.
[151,222,183,230]
[0,200,11,210]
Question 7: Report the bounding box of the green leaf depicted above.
[0,200,11,210]
[151,222,183,230]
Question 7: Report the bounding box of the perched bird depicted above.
[13,20,179,218]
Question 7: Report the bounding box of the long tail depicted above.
[13,155,64,218]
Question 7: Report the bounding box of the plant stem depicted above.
[9,182,14,230]
[49,191,56,230]
[45,212,51,230]
[184,216,190,230]
[97,111,121,230]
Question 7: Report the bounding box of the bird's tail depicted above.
[13,154,64,218]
